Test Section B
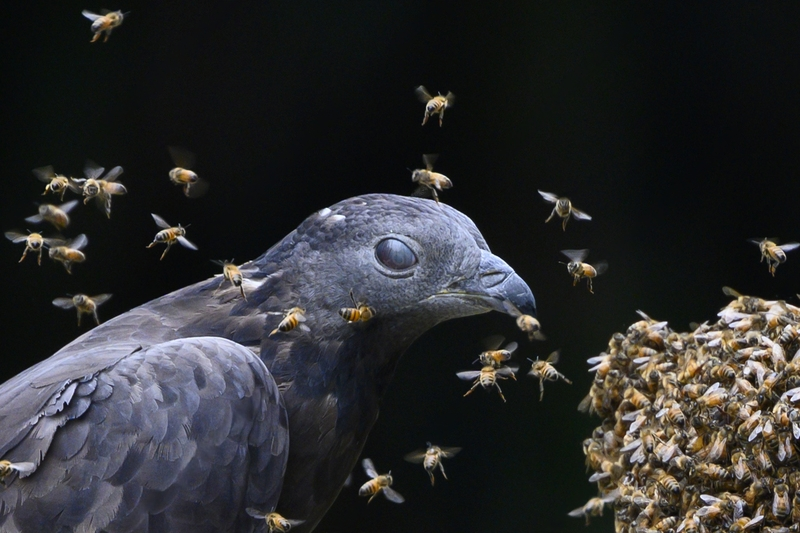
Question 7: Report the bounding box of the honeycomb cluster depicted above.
[575,289,800,532]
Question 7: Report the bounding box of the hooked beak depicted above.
[432,250,536,317]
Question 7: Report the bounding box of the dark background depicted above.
[2,2,800,532]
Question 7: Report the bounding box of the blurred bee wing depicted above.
[382,487,405,503]
[151,213,171,229]
[68,178,86,193]
[481,334,505,351]
[83,160,105,181]
[4,231,27,243]
[570,207,592,221]
[501,299,523,317]
[52,297,75,309]
[168,146,197,169]
[245,507,267,519]
[58,199,79,213]
[32,165,55,182]
[91,294,113,306]
[444,91,455,105]
[414,85,433,102]
[403,450,427,463]
[722,286,744,298]
[438,446,462,457]
[504,342,518,354]
[779,242,800,252]
[361,458,378,479]
[11,462,35,473]
[594,261,609,276]
[496,366,518,377]
[102,166,124,182]
[286,518,306,527]
[177,236,198,251]
[44,236,67,248]
[82,10,102,21]
[537,190,559,203]
[456,370,481,381]
[24,213,43,224]
[561,249,588,262]
[546,350,561,364]
[422,153,438,170]
[184,177,210,198]
[69,234,89,250]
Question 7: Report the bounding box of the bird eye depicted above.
[375,238,417,270]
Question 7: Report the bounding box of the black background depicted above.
[2,2,800,532]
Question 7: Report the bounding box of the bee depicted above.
[146,214,198,260]
[410,153,452,204]
[696,381,728,409]
[568,493,618,525]
[414,85,454,126]
[245,508,305,533]
[339,289,375,323]
[212,259,246,300]
[52,293,112,326]
[528,350,572,401]
[33,165,71,201]
[82,9,126,43]
[729,502,764,533]
[457,365,517,402]
[269,307,309,336]
[502,300,545,341]
[752,442,773,473]
[773,480,791,520]
[696,494,734,522]
[750,238,800,276]
[538,190,592,231]
[48,234,88,274]
[70,161,126,218]
[4,230,57,265]
[561,249,608,293]
[24,199,79,231]
[403,442,462,486]
[623,386,651,411]
[792,488,800,524]
[475,335,518,369]
[730,451,753,485]
[168,146,209,198]
[358,458,404,504]
[694,462,731,481]
[0,460,35,484]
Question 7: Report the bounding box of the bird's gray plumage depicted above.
[0,193,535,532]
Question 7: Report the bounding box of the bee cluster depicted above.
[576,289,800,532]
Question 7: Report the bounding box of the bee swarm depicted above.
[578,295,800,532]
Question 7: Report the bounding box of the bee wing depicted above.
[537,190,559,203]
[403,450,427,463]
[722,286,744,298]
[83,160,105,181]
[102,166,124,183]
[496,366,518,377]
[32,165,55,182]
[546,350,561,364]
[184,177,210,198]
[245,507,267,519]
[58,199,79,214]
[438,446,462,457]
[69,233,89,251]
[561,249,589,262]
[444,91,455,105]
[748,238,766,246]
[168,146,197,169]
[177,236,198,251]
[570,206,592,221]
[414,85,433,102]
[504,342,518,354]
[24,213,43,224]
[481,334,505,351]
[4,231,27,243]
[91,294,113,306]
[567,504,588,518]
[382,487,405,504]
[294,313,307,323]
[52,297,75,309]
[11,462,35,473]
[151,213,171,229]
[779,242,800,252]
[67,178,86,193]
[43,236,67,248]
[361,458,378,479]
[422,153,438,171]
[286,518,306,527]
[593,261,609,276]
[82,10,102,21]
[456,370,481,381]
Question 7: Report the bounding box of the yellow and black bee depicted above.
[147,214,198,260]
[269,307,309,336]
[339,289,375,323]
[415,86,455,126]
[82,9,126,43]
[358,458,404,504]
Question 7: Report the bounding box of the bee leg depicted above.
[495,383,507,403]
[76,310,82,327]
[18,250,27,263]
[160,243,173,261]
[239,286,247,300]
[104,31,111,43]
[587,279,594,294]
[439,110,444,127]
[545,210,555,223]
[427,470,435,486]
[90,33,100,43]
[438,462,447,481]
[561,216,568,231]
[421,113,429,126]
[431,188,440,205]
[93,310,100,326]
[463,381,480,397]
[367,492,378,504]
[539,378,545,401]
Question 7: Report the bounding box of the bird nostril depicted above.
[480,270,508,289]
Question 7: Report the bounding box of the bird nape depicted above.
[0,193,535,532]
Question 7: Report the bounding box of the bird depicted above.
[0,193,535,532]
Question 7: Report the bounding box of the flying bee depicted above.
[358,458,404,504]
[475,335,518,369]
[25,199,79,231]
[168,146,209,198]
[528,350,572,401]
[0,460,35,485]
[561,249,608,293]
[245,508,304,533]
[403,442,462,486]
[70,160,126,218]
[502,299,545,340]
[48,233,88,274]
[82,9,126,42]
[568,492,618,525]
[410,153,452,204]
[339,289,375,323]
[32,165,71,201]
[52,293,112,326]
[414,85,454,126]
[211,259,246,300]
[538,190,592,231]
[147,214,198,260]
[457,365,517,403]
[750,238,800,276]
[4,230,58,265]
[269,307,309,336]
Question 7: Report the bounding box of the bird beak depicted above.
[432,250,537,317]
